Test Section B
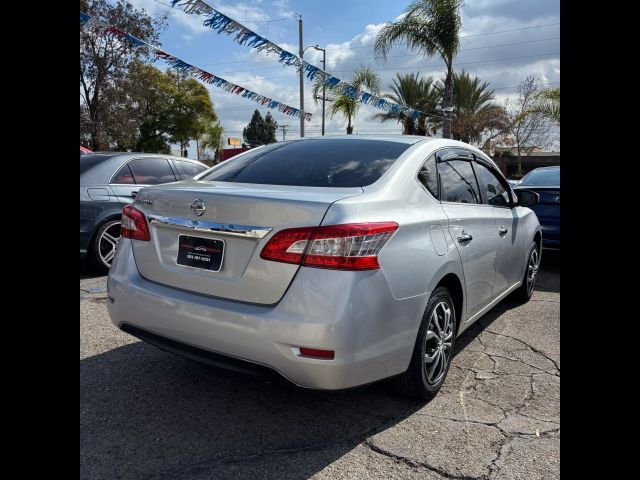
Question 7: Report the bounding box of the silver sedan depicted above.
[107,136,541,399]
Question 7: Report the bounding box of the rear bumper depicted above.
[107,239,427,390]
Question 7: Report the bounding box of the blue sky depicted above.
[121,0,560,156]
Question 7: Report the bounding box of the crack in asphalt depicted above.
[364,440,488,480]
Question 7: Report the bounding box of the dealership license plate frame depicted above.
[176,235,225,272]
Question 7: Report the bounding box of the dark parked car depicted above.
[514,165,559,249]
[81,153,209,272]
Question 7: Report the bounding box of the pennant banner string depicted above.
[170,0,436,121]
[80,11,312,122]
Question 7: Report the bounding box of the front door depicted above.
[473,159,527,295]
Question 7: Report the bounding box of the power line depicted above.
[196,36,559,68]
[150,0,291,22]
[212,82,560,111]
[220,52,560,83]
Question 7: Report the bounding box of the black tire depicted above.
[90,219,122,274]
[393,286,457,400]
[512,242,540,303]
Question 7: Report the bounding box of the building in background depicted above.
[482,142,560,179]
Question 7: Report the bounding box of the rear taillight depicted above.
[260,222,398,271]
[121,205,150,241]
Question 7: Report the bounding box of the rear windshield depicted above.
[519,168,560,186]
[200,139,411,187]
[80,154,114,175]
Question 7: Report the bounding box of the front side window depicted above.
[474,162,510,207]
[418,155,439,198]
[128,158,177,185]
[438,159,481,204]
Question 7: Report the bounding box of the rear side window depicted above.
[474,162,510,207]
[112,163,135,184]
[80,154,113,175]
[418,155,438,198]
[128,158,177,185]
[175,160,207,179]
[199,139,411,187]
[438,160,481,204]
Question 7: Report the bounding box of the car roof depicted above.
[530,165,560,171]
[88,152,205,163]
[290,134,430,145]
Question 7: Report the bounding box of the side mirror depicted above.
[516,190,539,207]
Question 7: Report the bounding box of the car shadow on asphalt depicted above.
[80,258,559,480]
[80,260,104,280]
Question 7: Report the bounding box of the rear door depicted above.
[437,150,499,319]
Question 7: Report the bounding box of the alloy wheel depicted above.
[526,248,539,295]
[423,301,454,385]
[98,222,121,269]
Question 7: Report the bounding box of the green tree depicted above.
[243,110,266,146]
[199,121,225,162]
[168,69,217,153]
[264,112,278,144]
[435,70,509,144]
[123,61,174,153]
[375,0,461,139]
[119,62,218,154]
[373,72,439,135]
[313,66,380,134]
[529,87,560,124]
[80,0,166,150]
[242,110,278,146]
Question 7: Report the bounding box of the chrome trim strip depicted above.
[147,215,272,239]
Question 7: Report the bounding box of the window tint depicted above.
[438,160,481,204]
[418,155,438,198]
[519,168,560,186]
[474,162,510,207]
[199,139,411,187]
[175,160,207,179]
[80,154,113,175]
[112,163,135,184]
[128,158,176,185]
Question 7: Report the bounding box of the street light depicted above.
[300,43,327,137]
[305,45,327,136]
[436,102,455,139]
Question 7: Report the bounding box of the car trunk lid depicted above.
[130,180,362,304]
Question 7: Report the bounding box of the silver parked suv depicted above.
[107,136,541,399]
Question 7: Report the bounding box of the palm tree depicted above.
[435,70,509,144]
[373,72,439,135]
[374,0,462,139]
[529,87,560,124]
[199,121,224,163]
[313,66,380,134]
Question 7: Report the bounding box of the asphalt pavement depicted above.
[80,252,559,480]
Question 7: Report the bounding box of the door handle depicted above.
[131,191,138,198]
[498,226,508,235]
[457,231,473,244]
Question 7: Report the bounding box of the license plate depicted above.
[177,235,224,272]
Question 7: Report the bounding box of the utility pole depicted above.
[314,46,326,136]
[298,14,304,138]
[280,125,289,141]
